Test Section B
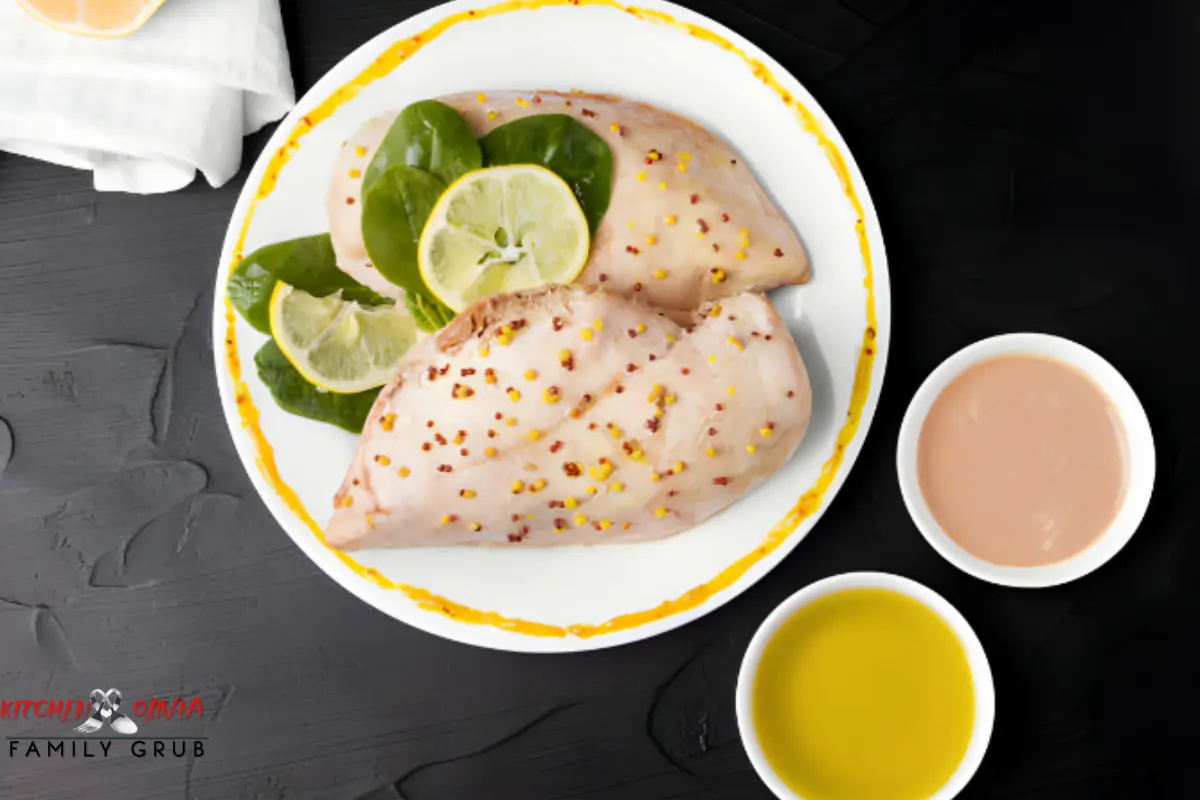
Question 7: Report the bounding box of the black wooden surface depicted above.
[1,0,1197,797]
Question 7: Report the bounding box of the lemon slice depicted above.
[269,284,418,394]
[18,0,167,38]
[418,165,590,311]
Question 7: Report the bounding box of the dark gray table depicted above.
[2,0,1197,797]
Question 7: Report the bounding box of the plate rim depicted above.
[211,0,892,653]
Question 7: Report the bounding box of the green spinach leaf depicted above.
[228,234,391,334]
[254,339,380,433]
[361,165,447,301]
[363,100,482,193]
[481,114,613,232]
[404,290,456,333]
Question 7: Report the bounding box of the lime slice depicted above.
[269,284,418,394]
[418,165,590,311]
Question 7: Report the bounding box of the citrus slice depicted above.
[18,0,167,38]
[418,165,590,312]
[269,284,418,394]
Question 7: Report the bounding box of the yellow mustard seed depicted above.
[665,394,677,405]
[608,424,623,439]
[564,497,578,509]
[654,507,669,518]
[398,466,411,477]
[653,408,664,419]
[599,520,612,530]
[496,334,511,346]
[374,454,391,466]
[711,268,726,284]
[484,447,498,458]
[672,461,685,474]
[705,446,717,458]
[728,336,744,351]
[505,417,517,427]
[609,481,624,493]
[646,235,657,245]
[665,214,677,225]
[574,514,587,527]
[708,304,722,317]
[452,434,464,445]
[511,480,524,494]
[636,171,647,182]
[477,93,487,103]
[658,182,667,190]
[586,485,598,495]
[515,97,529,107]
[347,168,362,179]
[708,355,717,364]
[353,145,367,157]
[650,472,662,483]
[653,269,667,279]
[542,387,560,404]
[760,427,773,438]
[735,251,747,261]
[469,522,482,532]
[440,514,452,524]
[636,323,646,333]
[558,348,571,362]
[461,489,477,499]
[508,389,521,402]
[679,152,692,162]
[478,344,490,358]
[531,477,546,492]
[666,334,676,343]
[579,328,593,341]
[487,111,498,121]
[739,227,750,236]
[746,444,757,454]
[341,496,353,507]
[554,525,565,534]
[524,369,538,381]
[610,122,621,132]
[623,521,632,530]
[381,413,396,432]
[626,221,634,229]
[678,163,688,173]
[727,386,736,395]
[593,318,604,331]
[527,429,541,442]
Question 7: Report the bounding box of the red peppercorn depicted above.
[713,477,729,486]
[787,390,795,398]
[721,213,730,222]
[615,385,625,393]
[707,427,717,436]
[681,368,690,375]
[552,316,564,331]
[599,273,608,282]
[689,194,699,204]
[697,219,709,233]
[437,464,453,473]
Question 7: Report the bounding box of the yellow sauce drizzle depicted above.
[223,0,878,639]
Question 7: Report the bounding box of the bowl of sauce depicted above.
[897,334,1155,587]
[737,572,994,800]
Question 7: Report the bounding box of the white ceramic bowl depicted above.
[736,572,995,800]
[897,333,1155,588]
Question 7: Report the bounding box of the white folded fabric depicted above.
[0,0,295,193]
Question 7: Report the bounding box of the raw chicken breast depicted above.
[327,91,809,314]
[325,285,811,550]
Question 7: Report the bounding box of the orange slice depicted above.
[18,0,168,38]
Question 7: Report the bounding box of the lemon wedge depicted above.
[269,284,418,394]
[418,165,590,311]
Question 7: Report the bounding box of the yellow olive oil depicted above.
[751,589,975,800]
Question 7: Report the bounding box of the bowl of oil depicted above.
[736,573,994,800]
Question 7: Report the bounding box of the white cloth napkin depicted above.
[0,0,295,193]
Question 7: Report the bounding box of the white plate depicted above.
[212,0,890,652]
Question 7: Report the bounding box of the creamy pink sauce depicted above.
[917,355,1127,566]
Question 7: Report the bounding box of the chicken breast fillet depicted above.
[326,285,812,550]
[327,91,809,315]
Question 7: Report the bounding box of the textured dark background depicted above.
[1,0,1197,797]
